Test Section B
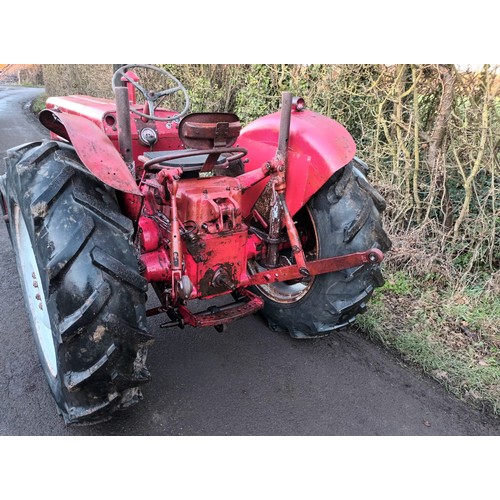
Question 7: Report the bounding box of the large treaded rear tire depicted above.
[3,140,153,425]
[252,159,391,339]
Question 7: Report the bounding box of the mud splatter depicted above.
[31,201,48,219]
[92,325,106,343]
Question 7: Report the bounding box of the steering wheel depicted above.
[140,147,248,171]
[112,64,190,122]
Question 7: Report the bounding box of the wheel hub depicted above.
[248,206,317,304]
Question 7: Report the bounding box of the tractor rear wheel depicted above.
[249,159,391,338]
[3,140,153,425]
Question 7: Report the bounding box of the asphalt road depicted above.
[1,85,499,436]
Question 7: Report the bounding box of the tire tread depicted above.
[5,140,151,425]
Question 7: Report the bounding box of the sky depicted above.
[1,3,498,64]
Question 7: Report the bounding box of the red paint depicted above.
[39,109,141,195]
[243,249,384,287]
[178,289,264,327]
[141,247,170,282]
[237,108,356,217]
[45,95,185,177]
[138,216,161,252]
[35,69,383,329]
[175,176,242,231]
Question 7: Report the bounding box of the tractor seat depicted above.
[143,150,224,174]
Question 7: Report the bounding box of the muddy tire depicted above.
[3,140,153,425]
[250,159,391,339]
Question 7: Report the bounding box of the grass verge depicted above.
[356,269,500,415]
[31,93,48,114]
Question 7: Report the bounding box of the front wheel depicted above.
[4,140,153,425]
[249,160,391,339]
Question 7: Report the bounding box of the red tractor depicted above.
[0,65,391,425]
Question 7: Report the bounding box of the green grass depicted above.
[31,93,48,114]
[356,270,500,415]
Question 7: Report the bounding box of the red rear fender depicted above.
[238,109,356,217]
[39,109,142,196]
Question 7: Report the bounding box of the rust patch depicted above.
[199,263,237,297]
[253,180,274,222]
[184,234,206,263]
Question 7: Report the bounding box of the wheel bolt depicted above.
[33,280,38,288]
[38,303,43,310]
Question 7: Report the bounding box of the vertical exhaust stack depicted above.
[276,91,293,166]
[266,91,293,268]
[112,65,135,175]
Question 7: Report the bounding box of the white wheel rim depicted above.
[14,205,57,377]
[248,260,313,303]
